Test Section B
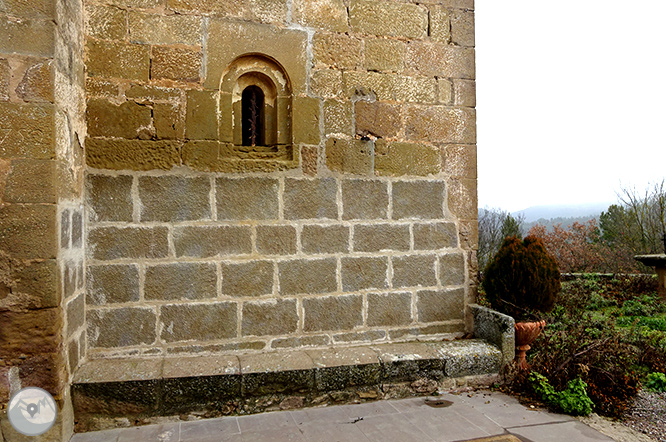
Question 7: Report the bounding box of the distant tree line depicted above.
[478,181,666,274]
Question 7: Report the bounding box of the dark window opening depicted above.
[242,86,265,147]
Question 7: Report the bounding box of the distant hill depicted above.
[513,202,613,223]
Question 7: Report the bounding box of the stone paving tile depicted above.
[237,410,297,433]
[289,404,355,425]
[180,417,240,441]
[239,425,307,441]
[509,420,615,442]
[70,428,122,442]
[353,414,435,442]
[296,421,371,442]
[117,423,179,441]
[401,408,502,442]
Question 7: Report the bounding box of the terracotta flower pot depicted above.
[514,320,546,370]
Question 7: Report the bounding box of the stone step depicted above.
[71,339,503,432]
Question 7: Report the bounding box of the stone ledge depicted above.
[72,339,501,431]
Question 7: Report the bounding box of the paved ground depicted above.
[69,390,614,442]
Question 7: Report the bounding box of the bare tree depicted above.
[478,207,525,271]
[617,180,666,254]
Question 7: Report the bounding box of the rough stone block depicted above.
[86,174,133,222]
[86,39,150,81]
[310,69,343,99]
[404,103,476,144]
[391,180,445,219]
[284,178,337,220]
[443,144,477,179]
[367,292,412,327]
[292,0,348,32]
[453,79,476,107]
[313,33,362,69]
[152,46,201,82]
[0,18,54,57]
[66,292,85,337]
[417,288,465,322]
[278,258,337,295]
[160,303,237,343]
[87,264,140,305]
[12,260,59,308]
[86,4,127,40]
[0,102,55,159]
[438,78,452,104]
[451,9,475,47]
[0,0,55,19]
[145,263,217,301]
[153,103,184,140]
[389,75,438,104]
[271,335,330,349]
[186,89,218,140]
[325,138,373,175]
[60,208,70,248]
[413,222,458,250]
[0,58,9,100]
[0,204,56,259]
[429,5,450,42]
[72,211,83,248]
[87,77,120,97]
[256,225,297,255]
[354,101,400,139]
[139,175,211,222]
[342,70,391,101]
[392,254,437,288]
[16,59,53,102]
[216,177,279,220]
[88,226,169,260]
[128,12,202,45]
[341,256,388,291]
[86,138,181,171]
[333,330,385,343]
[86,99,152,139]
[3,159,56,203]
[221,260,274,297]
[350,0,428,39]
[364,38,405,72]
[242,299,298,336]
[323,99,352,136]
[303,294,362,332]
[301,224,349,254]
[87,307,157,348]
[125,84,180,102]
[292,96,321,145]
[406,42,475,79]
[301,145,318,176]
[309,347,381,390]
[173,226,252,257]
[341,180,388,221]
[108,0,162,7]
[375,142,440,176]
[353,224,410,252]
[447,177,477,220]
[440,252,466,286]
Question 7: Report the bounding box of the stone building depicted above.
[0,0,493,440]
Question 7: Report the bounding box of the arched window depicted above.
[242,85,265,147]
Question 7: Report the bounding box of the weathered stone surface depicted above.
[0,0,55,19]
[429,5,450,42]
[87,264,140,305]
[325,138,373,175]
[413,222,458,250]
[469,304,515,367]
[440,252,466,286]
[221,260,274,297]
[364,38,405,72]
[60,208,70,248]
[0,18,54,57]
[278,258,337,295]
[439,340,502,378]
[153,103,184,140]
[88,226,169,260]
[86,4,126,40]
[16,59,53,102]
[271,335,330,349]
[86,40,150,81]
[313,33,362,69]
[87,77,119,97]
[388,323,463,340]
[333,330,385,343]
[293,96,321,145]
[443,144,476,179]
[167,0,287,23]
[375,141,441,176]
[341,179,388,220]
[152,46,201,82]
[391,180,445,219]
[87,99,152,139]
[242,299,298,336]
[447,177,477,220]
[392,254,437,288]
[186,89,218,140]
[0,102,55,159]
[256,225,297,255]
[72,211,83,248]
[145,263,217,300]
[350,0,428,39]
[216,177,279,220]
[160,303,237,343]
[10,260,59,308]
[438,78,452,104]
[310,347,381,390]
[451,9,475,47]
[125,84,180,102]
[0,204,56,259]
[367,292,412,326]
[453,79,476,107]
[406,43,475,79]
[355,101,400,139]
[341,256,388,291]
[128,12,202,45]
[3,159,56,203]
[87,307,156,348]
[323,99,352,136]
[66,292,85,337]
[139,175,211,222]
[108,0,162,7]
[310,69,343,99]
[301,145,317,176]
[284,178,337,220]
[86,138,181,171]
[303,294,362,332]
[417,288,465,322]
[86,174,133,222]
[301,224,349,254]
[292,0,348,32]
[392,75,438,104]
[342,70,391,101]
[353,224,409,252]
[173,226,252,257]
[0,58,9,100]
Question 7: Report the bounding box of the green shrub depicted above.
[529,372,594,416]
[645,372,666,392]
[482,236,561,320]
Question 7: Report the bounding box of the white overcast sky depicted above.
[475,0,666,212]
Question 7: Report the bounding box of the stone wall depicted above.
[82,0,477,359]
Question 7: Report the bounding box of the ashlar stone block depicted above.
[0,58,9,100]
[429,5,450,43]
[256,225,297,255]
[87,307,157,348]
[0,204,56,259]
[392,254,438,288]
[284,178,337,220]
[301,224,349,254]
[216,177,279,220]
[375,141,440,177]
[145,263,217,301]
[439,252,466,286]
[15,59,54,103]
[139,175,211,222]
[173,226,252,257]
[417,288,464,323]
[310,69,343,99]
[292,96,321,145]
[453,79,476,107]
[451,9,475,47]
[85,138,181,171]
[303,294,362,332]
[341,179,388,220]
[160,303,237,343]
[278,258,337,295]
[367,292,412,327]
[0,102,55,159]
[221,260,274,297]
[153,103,185,140]
[186,89,218,140]
[325,138,373,176]
[292,0,348,32]
[88,226,169,260]
[128,12,202,45]
[443,144,477,179]
[152,46,202,82]
[86,4,127,41]
[0,18,54,57]
[391,180,445,220]
[354,101,400,139]
[350,0,428,39]
[86,39,150,81]
[66,293,85,337]
[323,99,352,136]
[87,264,140,305]
[313,33,362,69]
[242,299,298,336]
[353,224,410,252]
[405,105,476,144]
[3,159,56,203]
[364,38,405,72]
[413,222,458,250]
[341,256,388,292]
[86,99,152,139]
[406,42,475,79]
